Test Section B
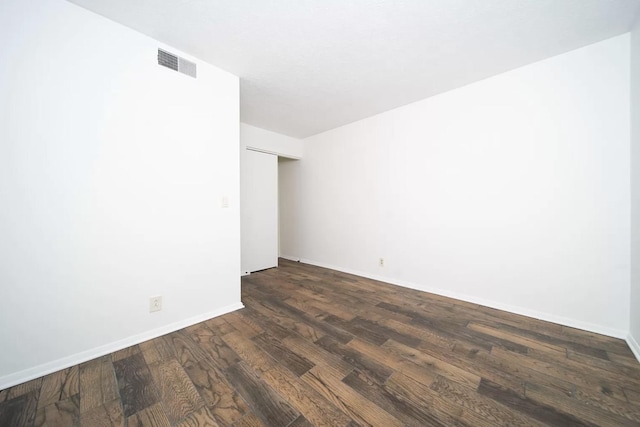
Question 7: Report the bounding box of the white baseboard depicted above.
[627,333,640,363]
[0,302,244,390]
[279,254,301,262]
[298,257,628,340]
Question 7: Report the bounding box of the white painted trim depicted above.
[0,302,244,390]
[279,254,301,262]
[246,146,302,160]
[298,257,629,340]
[627,333,640,363]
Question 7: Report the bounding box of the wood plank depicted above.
[284,294,357,322]
[252,333,315,376]
[422,316,531,355]
[376,290,564,343]
[315,335,393,384]
[348,316,421,347]
[571,386,640,423]
[79,355,119,413]
[7,377,42,400]
[491,346,626,401]
[608,351,640,370]
[80,398,125,427]
[231,413,266,427]
[560,326,635,357]
[487,322,610,360]
[167,330,249,426]
[524,381,640,427]
[224,362,299,427]
[125,403,171,427]
[377,301,492,351]
[34,395,80,427]
[477,379,593,427]
[281,334,354,379]
[340,298,419,332]
[0,391,39,427]
[384,371,490,427]
[261,298,353,344]
[467,321,567,354]
[225,312,264,338]
[347,338,438,389]
[222,331,278,375]
[520,348,640,417]
[140,340,164,366]
[247,288,327,323]
[377,302,496,353]
[202,316,237,336]
[38,366,79,408]
[523,344,640,395]
[288,415,314,427]
[112,352,160,417]
[376,301,460,325]
[148,359,205,425]
[430,376,546,427]
[342,369,448,427]
[323,314,386,345]
[476,346,574,396]
[377,316,457,351]
[175,406,220,427]
[185,321,215,338]
[250,299,326,341]
[168,329,238,372]
[566,349,640,384]
[239,306,293,340]
[301,366,404,427]
[186,326,242,370]
[411,339,562,397]
[382,339,481,390]
[625,387,640,404]
[342,269,554,337]
[153,336,177,362]
[112,345,141,362]
[260,363,352,427]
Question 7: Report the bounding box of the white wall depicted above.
[280,35,631,337]
[279,157,304,260]
[241,123,303,159]
[0,0,241,388]
[630,17,640,358]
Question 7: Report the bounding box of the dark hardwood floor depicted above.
[2,259,640,426]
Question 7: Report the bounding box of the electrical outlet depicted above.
[379,258,384,267]
[150,296,162,313]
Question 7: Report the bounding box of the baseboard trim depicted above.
[627,333,640,363]
[279,254,301,262]
[298,257,628,340]
[0,302,244,390]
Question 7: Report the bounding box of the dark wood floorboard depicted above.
[2,258,640,426]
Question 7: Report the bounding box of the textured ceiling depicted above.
[67,0,640,138]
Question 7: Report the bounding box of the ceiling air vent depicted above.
[157,48,197,78]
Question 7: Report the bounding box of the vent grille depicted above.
[157,48,196,78]
[158,49,178,71]
[178,57,197,78]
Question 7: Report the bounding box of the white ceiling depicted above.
[68,0,640,138]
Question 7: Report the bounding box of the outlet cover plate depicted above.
[150,296,162,313]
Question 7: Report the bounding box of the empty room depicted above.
[2,0,640,426]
